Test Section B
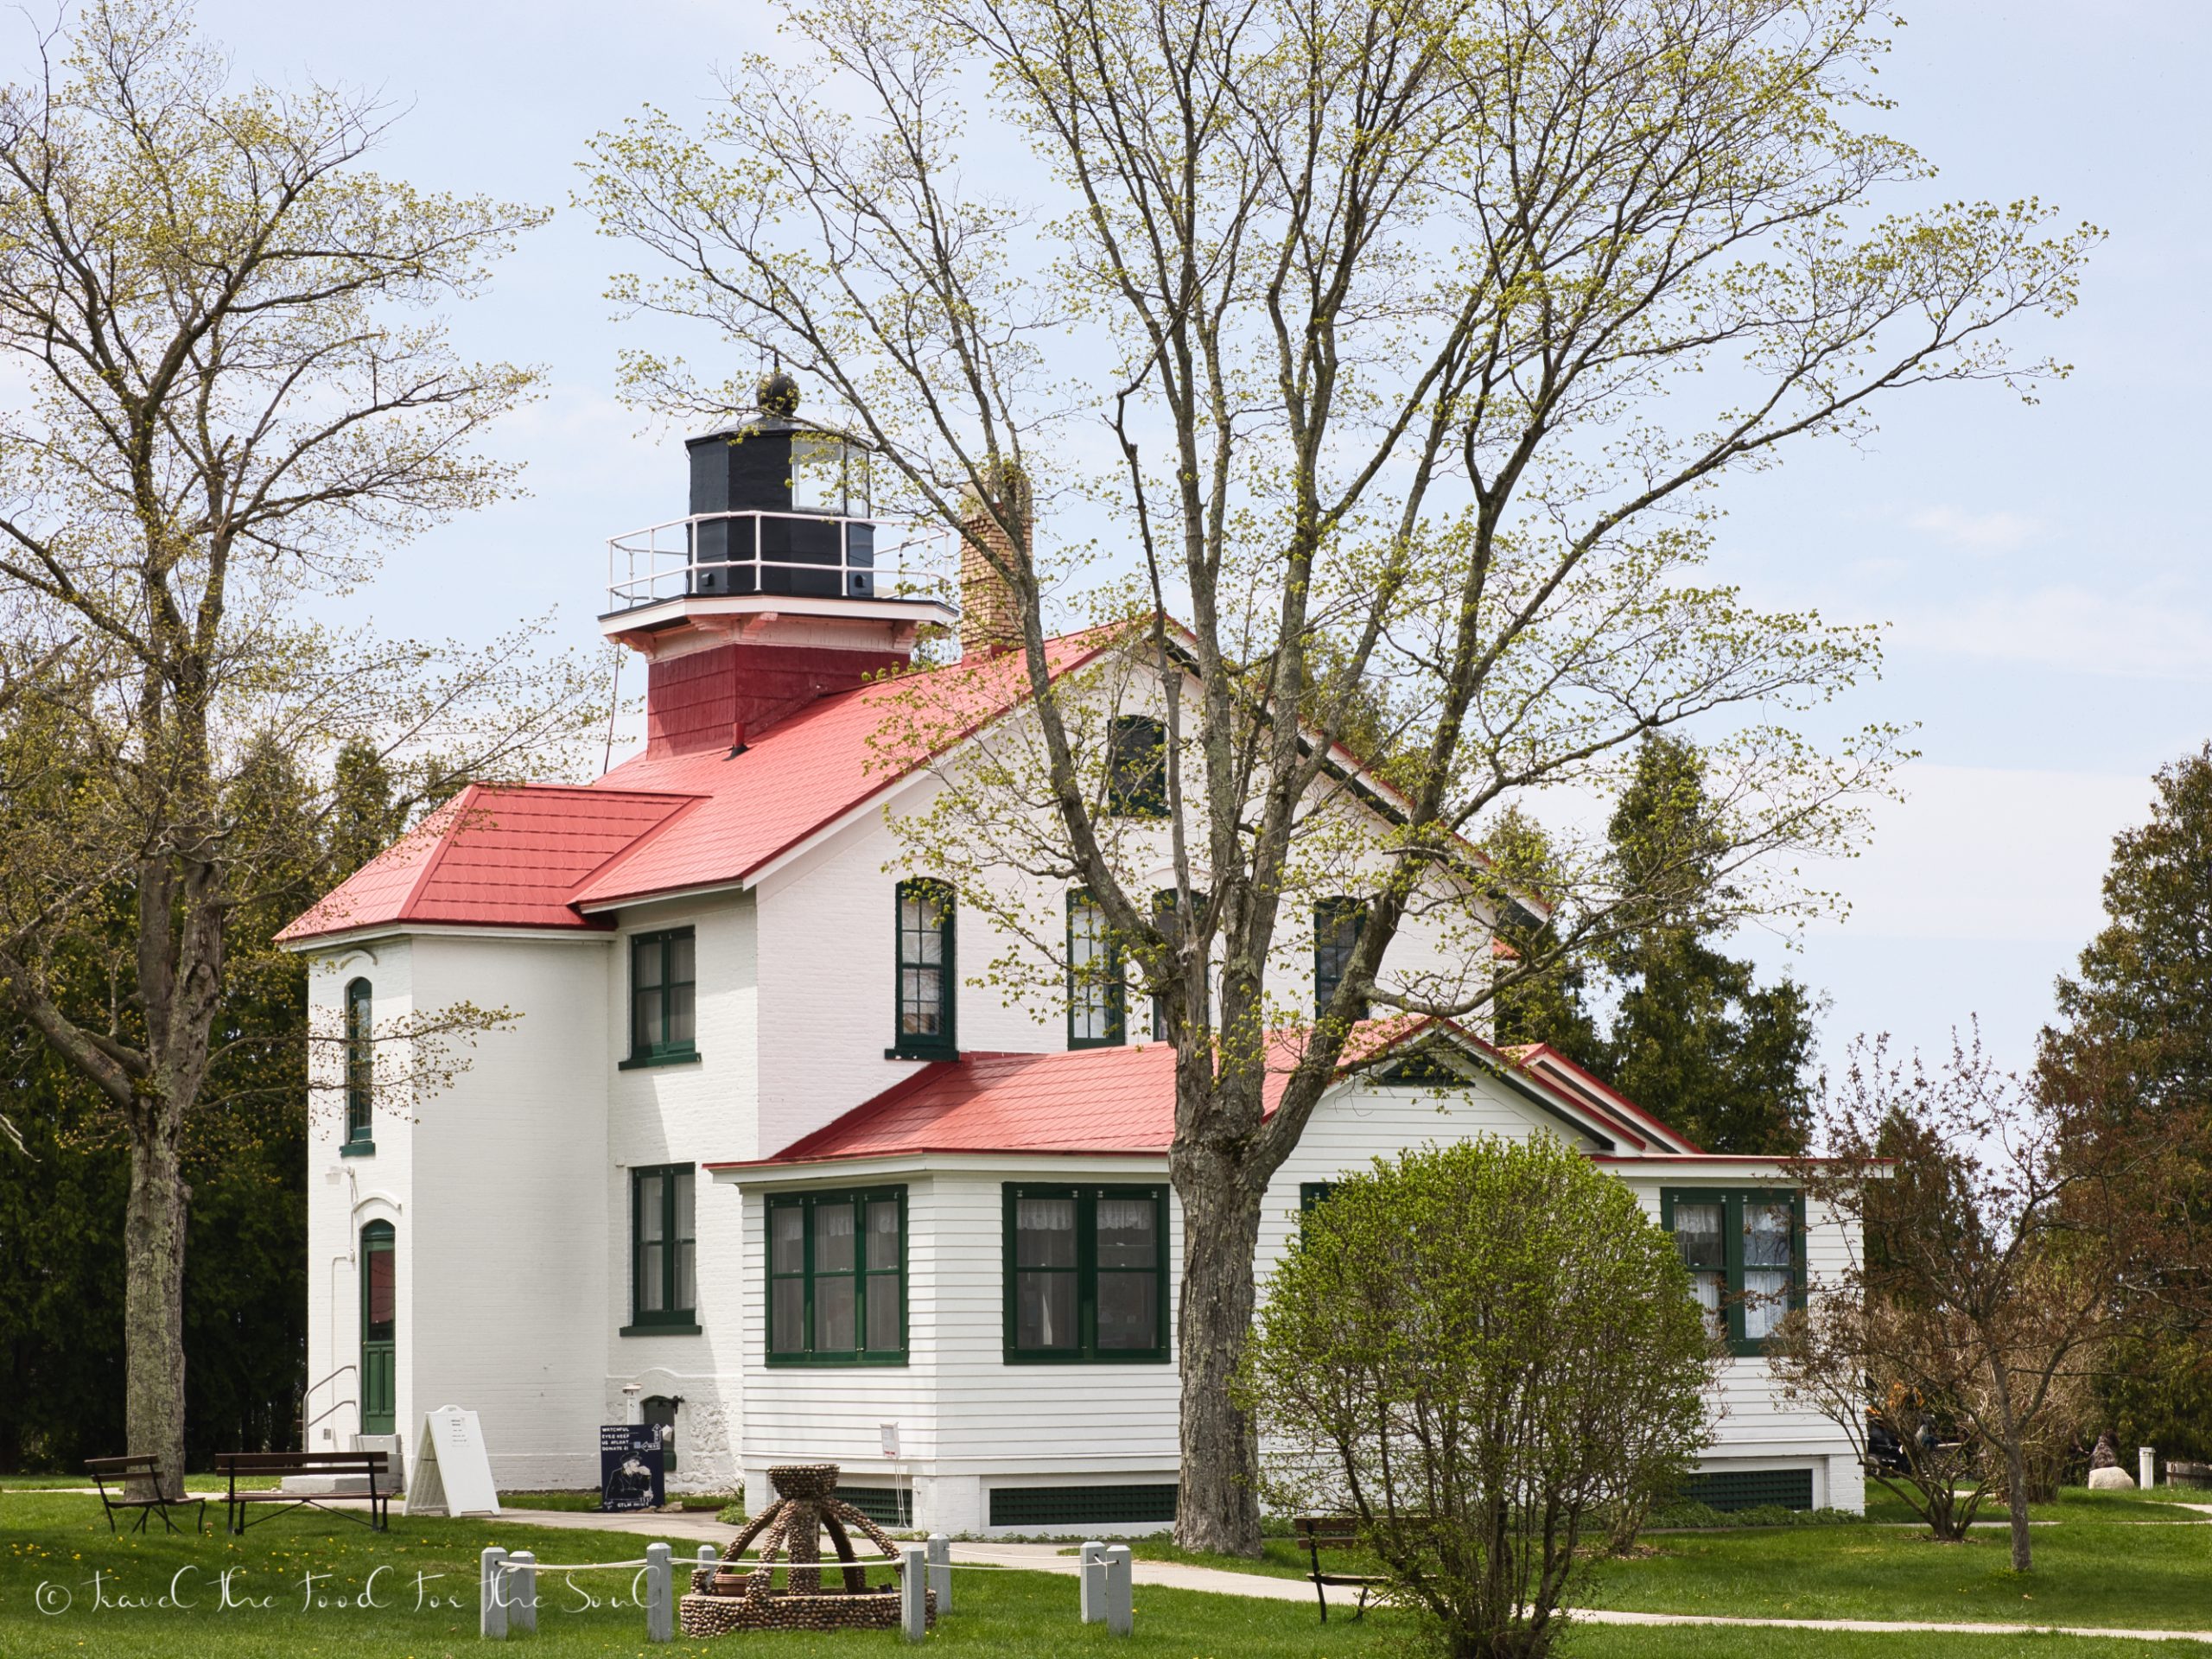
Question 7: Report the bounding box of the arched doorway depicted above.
[360,1221,395,1435]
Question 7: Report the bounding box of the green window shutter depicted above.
[1003,1184,1170,1363]
[625,929,700,1067]
[344,978,374,1146]
[1106,715,1167,817]
[764,1186,909,1366]
[1065,890,1125,1049]
[892,880,957,1059]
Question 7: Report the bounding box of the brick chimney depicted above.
[958,465,1031,658]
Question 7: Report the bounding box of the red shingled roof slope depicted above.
[276,784,702,942]
[570,628,1116,909]
[711,1018,1679,1167]
[279,629,1121,944]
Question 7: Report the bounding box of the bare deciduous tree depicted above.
[0,0,595,1492]
[588,0,2094,1549]
[1777,1037,2177,1570]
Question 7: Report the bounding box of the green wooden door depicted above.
[360,1222,396,1435]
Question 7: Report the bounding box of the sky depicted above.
[98,0,2210,1084]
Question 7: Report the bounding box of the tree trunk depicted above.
[1171,1147,1265,1555]
[124,1109,190,1499]
[1988,1361,2032,1572]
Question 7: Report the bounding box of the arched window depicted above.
[360,1221,396,1435]
[344,979,373,1148]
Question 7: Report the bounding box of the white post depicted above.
[507,1551,536,1635]
[1103,1544,1133,1637]
[2141,1446,2158,1491]
[696,1543,719,1595]
[900,1543,929,1641]
[1078,1541,1107,1623]
[926,1533,951,1614]
[624,1383,644,1427]
[645,1541,673,1643]
[480,1547,508,1640]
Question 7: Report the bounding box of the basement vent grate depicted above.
[1680,1468,1815,1512]
[988,1484,1179,1528]
[837,1485,913,1528]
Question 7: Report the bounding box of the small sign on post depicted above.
[2141,1446,2158,1490]
[600,1423,665,1511]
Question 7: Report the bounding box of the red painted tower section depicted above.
[645,640,908,756]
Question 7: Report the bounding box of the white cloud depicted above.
[1895,585,2212,681]
[1805,764,2154,944]
[1906,505,2045,551]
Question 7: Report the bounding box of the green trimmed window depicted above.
[1106,715,1167,817]
[1066,890,1125,1048]
[1003,1185,1170,1363]
[1299,1181,1337,1214]
[892,880,957,1059]
[1661,1188,1806,1357]
[627,929,697,1065]
[767,1188,907,1364]
[344,977,374,1147]
[1313,898,1366,1017]
[629,1165,697,1331]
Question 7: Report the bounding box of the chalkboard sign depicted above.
[599,1424,664,1511]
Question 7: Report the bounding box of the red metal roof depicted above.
[709,1018,1688,1167]
[276,784,701,942]
[571,629,1115,909]
[279,631,1118,944]
[1502,1043,1707,1154]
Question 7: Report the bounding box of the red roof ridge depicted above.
[1503,1043,1706,1154]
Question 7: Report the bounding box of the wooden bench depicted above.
[86,1456,206,1535]
[1291,1515,1389,1621]
[216,1450,391,1535]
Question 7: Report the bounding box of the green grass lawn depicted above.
[0,1491,1388,1657]
[1131,1485,2212,1634]
[1594,1503,2212,1630]
[5,1486,2212,1656]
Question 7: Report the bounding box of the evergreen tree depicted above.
[0,738,404,1471]
[2040,743,2212,1457]
[1497,738,1819,1154]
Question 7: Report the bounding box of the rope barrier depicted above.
[492,1556,651,1573]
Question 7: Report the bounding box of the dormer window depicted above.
[892,880,957,1061]
[1106,715,1166,817]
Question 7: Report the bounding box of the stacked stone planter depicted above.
[679,1463,933,1638]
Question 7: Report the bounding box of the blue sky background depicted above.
[125,0,2210,1084]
